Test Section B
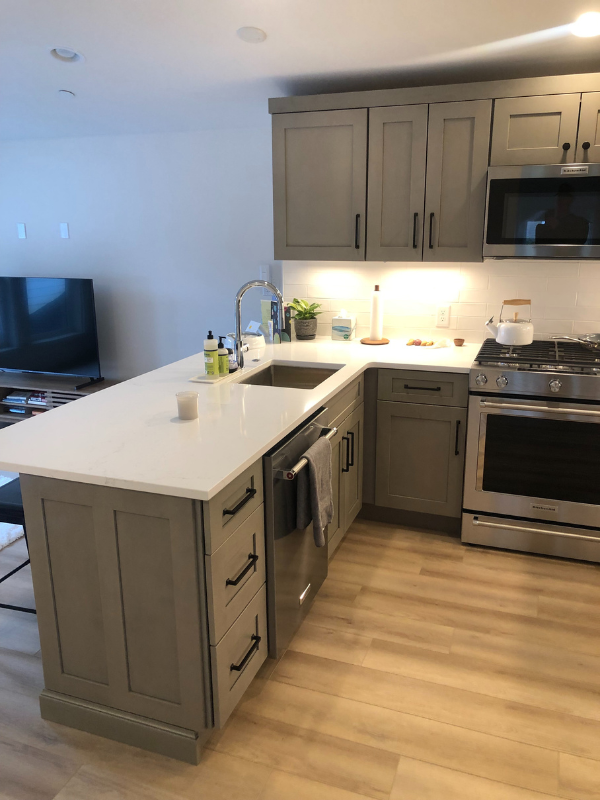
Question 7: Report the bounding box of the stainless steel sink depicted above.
[237,363,341,389]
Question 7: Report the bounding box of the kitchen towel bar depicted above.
[274,427,337,481]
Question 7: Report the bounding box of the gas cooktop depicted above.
[475,338,600,374]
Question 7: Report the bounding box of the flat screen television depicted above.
[0,277,102,381]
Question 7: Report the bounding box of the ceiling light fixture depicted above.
[236,27,267,43]
[572,11,600,36]
[50,47,85,63]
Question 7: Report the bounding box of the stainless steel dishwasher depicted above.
[263,407,336,658]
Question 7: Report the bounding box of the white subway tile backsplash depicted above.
[283,259,599,342]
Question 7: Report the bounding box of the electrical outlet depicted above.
[436,305,450,328]
[259,265,270,295]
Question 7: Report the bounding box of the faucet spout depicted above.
[235,280,284,370]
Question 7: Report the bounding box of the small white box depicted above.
[331,315,356,341]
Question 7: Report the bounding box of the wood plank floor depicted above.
[3,519,600,799]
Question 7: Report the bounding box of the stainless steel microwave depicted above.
[484,163,600,259]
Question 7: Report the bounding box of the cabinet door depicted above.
[366,105,428,261]
[491,94,581,166]
[272,109,367,261]
[327,426,345,559]
[341,404,364,531]
[577,92,600,163]
[375,401,467,518]
[424,99,491,262]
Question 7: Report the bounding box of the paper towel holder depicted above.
[361,284,389,345]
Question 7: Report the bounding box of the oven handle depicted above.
[473,517,600,544]
[479,400,600,418]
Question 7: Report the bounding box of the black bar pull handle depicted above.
[428,212,435,249]
[455,420,461,456]
[354,214,361,249]
[223,487,257,517]
[582,141,591,150]
[342,436,350,472]
[348,430,355,468]
[562,142,571,151]
[404,384,441,392]
[412,212,419,248]
[230,634,261,672]
[226,553,259,587]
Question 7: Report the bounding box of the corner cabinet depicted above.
[374,369,468,518]
[272,109,367,260]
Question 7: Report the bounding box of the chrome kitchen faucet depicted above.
[235,280,284,370]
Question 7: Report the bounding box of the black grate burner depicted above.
[476,338,600,369]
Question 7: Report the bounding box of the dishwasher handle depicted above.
[274,427,338,480]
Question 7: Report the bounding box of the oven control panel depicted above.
[469,365,600,402]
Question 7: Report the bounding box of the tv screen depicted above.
[0,277,102,379]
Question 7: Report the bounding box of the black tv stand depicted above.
[74,376,105,391]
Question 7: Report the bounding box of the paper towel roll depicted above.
[369,285,383,341]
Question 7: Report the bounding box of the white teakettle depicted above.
[486,299,534,346]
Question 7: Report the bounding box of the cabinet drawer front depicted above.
[378,369,468,407]
[203,460,264,554]
[210,586,267,728]
[328,375,364,429]
[205,505,266,645]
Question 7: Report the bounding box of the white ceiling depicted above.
[2,0,600,140]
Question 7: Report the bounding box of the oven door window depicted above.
[486,177,600,245]
[481,413,600,505]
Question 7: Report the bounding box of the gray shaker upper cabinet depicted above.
[577,92,600,163]
[490,94,581,166]
[272,109,367,261]
[424,99,492,263]
[366,105,428,261]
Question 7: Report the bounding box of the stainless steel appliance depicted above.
[463,338,600,562]
[484,163,600,259]
[264,408,336,657]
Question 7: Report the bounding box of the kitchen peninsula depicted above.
[0,339,474,763]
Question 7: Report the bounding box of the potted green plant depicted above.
[288,298,322,340]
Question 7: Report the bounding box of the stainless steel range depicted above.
[462,338,600,562]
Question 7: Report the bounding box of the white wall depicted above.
[0,125,276,379]
[283,259,600,344]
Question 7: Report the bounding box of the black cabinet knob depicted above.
[562,142,571,151]
[582,141,591,150]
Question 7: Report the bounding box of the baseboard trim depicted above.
[359,504,461,535]
[39,689,204,764]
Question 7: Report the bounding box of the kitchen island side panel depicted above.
[20,475,210,736]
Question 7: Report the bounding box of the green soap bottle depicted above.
[217,336,229,375]
[204,330,218,376]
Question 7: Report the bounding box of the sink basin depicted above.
[238,363,341,389]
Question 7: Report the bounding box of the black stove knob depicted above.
[549,379,562,393]
[475,373,488,386]
[496,375,508,389]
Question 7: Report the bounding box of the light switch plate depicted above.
[17,223,26,239]
[436,305,450,328]
[60,223,70,239]
[259,264,270,295]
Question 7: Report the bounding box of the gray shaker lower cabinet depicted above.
[328,402,364,558]
[375,401,467,518]
[20,470,267,764]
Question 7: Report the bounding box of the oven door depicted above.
[484,164,600,258]
[463,394,600,527]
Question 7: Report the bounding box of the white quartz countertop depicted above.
[0,339,475,501]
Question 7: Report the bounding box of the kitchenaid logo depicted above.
[531,503,558,513]
[561,165,588,175]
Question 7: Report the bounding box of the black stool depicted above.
[0,479,36,615]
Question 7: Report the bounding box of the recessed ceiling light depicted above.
[50,47,85,63]
[572,11,600,36]
[236,27,267,43]
[57,89,76,98]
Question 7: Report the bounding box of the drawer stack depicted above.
[202,459,267,727]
